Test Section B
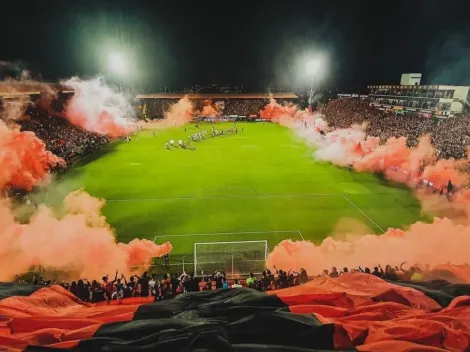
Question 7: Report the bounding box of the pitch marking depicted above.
[341,194,385,233]
[106,193,342,202]
[153,230,304,242]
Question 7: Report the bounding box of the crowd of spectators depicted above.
[19,107,109,163]
[223,99,266,116]
[17,266,309,303]
[143,98,178,118]
[322,98,470,159]
[142,98,269,118]
[318,262,427,282]
[16,262,429,303]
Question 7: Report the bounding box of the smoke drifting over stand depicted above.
[0,120,65,191]
[262,98,470,276]
[0,75,173,281]
[63,77,134,137]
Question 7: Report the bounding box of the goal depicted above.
[194,240,268,278]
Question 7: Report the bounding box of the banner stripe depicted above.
[0,271,467,351]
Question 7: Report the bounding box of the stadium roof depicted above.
[0,82,73,98]
[135,93,298,99]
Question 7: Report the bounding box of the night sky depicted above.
[1,0,469,91]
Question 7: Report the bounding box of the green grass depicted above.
[36,122,424,257]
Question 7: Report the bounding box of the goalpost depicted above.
[194,240,268,278]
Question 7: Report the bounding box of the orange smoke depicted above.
[199,100,220,117]
[266,100,470,279]
[163,96,195,126]
[260,97,298,121]
[119,240,173,268]
[266,99,470,193]
[63,77,133,137]
[267,217,470,275]
[0,120,65,191]
[292,114,470,191]
[0,78,58,122]
[0,190,172,281]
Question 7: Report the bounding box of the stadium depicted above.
[3,1,470,351]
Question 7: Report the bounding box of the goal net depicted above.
[194,240,268,278]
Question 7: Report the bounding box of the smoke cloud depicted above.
[260,97,297,122]
[0,190,172,281]
[63,77,134,137]
[199,99,221,117]
[0,96,31,122]
[264,98,470,191]
[0,74,57,122]
[264,98,470,277]
[0,120,65,191]
[0,71,174,281]
[267,217,470,276]
[162,95,195,127]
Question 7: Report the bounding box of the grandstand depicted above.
[368,73,470,117]
[135,92,298,118]
[0,81,73,99]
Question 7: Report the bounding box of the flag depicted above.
[354,142,363,154]
[448,180,454,193]
[0,272,470,351]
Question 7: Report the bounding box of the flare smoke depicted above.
[263,98,470,277]
[0,190,172,281]
[63,77,133,137]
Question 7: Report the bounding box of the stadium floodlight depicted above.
[306,58,322,76]
[306,56,325,105]
[108,51,127,75]
[108,51,127,92]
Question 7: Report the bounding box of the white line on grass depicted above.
[107,193,342,202]
[153,230,304,242]
[341,194,385,233]
[183,187,269,198]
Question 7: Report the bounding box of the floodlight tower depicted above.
[306,58,322,105]
[108,51,126,92]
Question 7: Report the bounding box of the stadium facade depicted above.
[368,73,470,118]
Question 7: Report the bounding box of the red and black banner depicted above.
[1,272,470,351]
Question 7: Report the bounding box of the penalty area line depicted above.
[341,194,385,233]
[153,230,304,243]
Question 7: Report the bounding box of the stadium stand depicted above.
[0,92,109,164]
[19,108,109,162]
[323,97,470,159]
[136,93,299,118]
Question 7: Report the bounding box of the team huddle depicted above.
[164,123,242,150]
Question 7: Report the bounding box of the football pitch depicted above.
[39,122,424,257]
